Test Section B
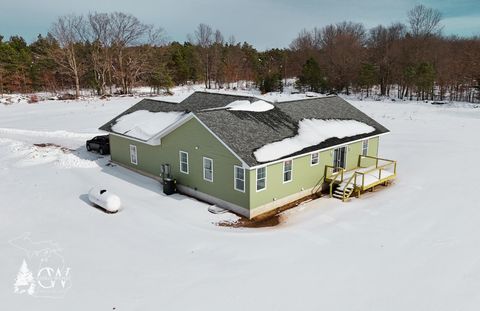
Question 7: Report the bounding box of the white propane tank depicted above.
[88,187,121,213]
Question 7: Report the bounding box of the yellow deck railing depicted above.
[355,155,397,190]
[324,155,397,201]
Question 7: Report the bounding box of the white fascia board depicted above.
[248,132,390,170]
[109,132,154,145]
[108,113,194,146]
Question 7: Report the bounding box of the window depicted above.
[283,160,293,183]
[203,157,213,182]
[234,166,245,192]
[179,151,189,174]
[362,140,369,156]
[256,167,267,191]
[129,145,137,165]
[311,152,319,166]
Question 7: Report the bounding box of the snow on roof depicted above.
[253,119,376,162]
[111,110,186,141]
[225,100,274,112]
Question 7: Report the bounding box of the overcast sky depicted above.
[1,0,479,49]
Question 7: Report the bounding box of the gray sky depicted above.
[1,0,479,49]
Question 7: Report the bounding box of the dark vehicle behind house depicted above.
[86,135,110,155]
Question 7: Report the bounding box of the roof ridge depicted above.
[193,90,257,97]
[275,94,338,104]
[142,98,179,105]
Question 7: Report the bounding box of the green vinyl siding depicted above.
[109,117,249,211]
[248,137,380,210]
[110,120,381,213]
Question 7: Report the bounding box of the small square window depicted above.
[256,167,267,191]
[129,145,137,165]
[362,140,369,156]
[283,160,292,183]
[311,152,319,166]
[234,166,245,192]
[179,151,189,174]
[203,157,213,182]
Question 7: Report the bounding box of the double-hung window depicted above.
[203,157,213,182]
[362,140,369,156]
[311,152,319,166]
[129,145,138,165]
[179,151,189,174]
[256,167,267,191]
[234,166,245,192]
[283,160,293,183]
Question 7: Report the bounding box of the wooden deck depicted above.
[324,155,397,201]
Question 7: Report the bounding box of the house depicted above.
[99,92,396,218]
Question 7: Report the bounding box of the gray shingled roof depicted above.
[195,96,389,166]
[100,92,389,166]
[99,92,256,133]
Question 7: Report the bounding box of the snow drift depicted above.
[254,119,376,162]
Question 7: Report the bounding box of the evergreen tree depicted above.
[258,73,283,94]
[358,63,377,97]
[148,67,174,94]
[296,57,325,93]
[415,62,435,100]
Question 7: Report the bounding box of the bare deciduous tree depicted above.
[408,5,443,37]
[49,15,85,98]
[191,23,214,88]
[320,22,367,94]
[87,12,112,95]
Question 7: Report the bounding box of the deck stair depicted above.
[325,155,397,202]
[332,182,354,201]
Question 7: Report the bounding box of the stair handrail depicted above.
[342,173,357,201]
[311,175,325,195]
[328,168,344,197]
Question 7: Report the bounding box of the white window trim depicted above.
[129,144,138,165]
[179,151,189,174]
[283,160,293,184]
[203,157,213,182]
[310,152,319,166]
[234,165,245,192]
[362,140,369,156]
[256,167,267,192]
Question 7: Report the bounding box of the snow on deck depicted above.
[337,166,395,190]
[111,110,186,140]
[254,119,375,162]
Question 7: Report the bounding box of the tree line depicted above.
[0,5,479,102]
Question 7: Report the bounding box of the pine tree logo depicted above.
[13,259,36,296]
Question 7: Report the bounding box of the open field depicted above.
[1,92,480,310]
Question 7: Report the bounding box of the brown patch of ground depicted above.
[217,193,321,228]
[33,143,73,153]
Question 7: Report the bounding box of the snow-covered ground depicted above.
[1,91,480,310]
